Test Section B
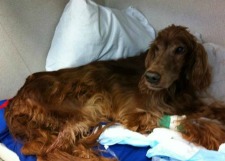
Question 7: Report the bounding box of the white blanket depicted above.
[0,143,20,161]
[98,124,225,161]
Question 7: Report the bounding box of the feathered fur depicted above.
[5,25,225,161]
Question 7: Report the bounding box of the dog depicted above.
[5,25,225,161]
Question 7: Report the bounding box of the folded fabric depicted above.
[146,128,203,160]
[188,148,225,161]
[98,144,150,161]
[152,157,179,161]
[98,123,225,161]
[0,143,20,161]
[98,123,151,147]
[219,143,225,152]
[148,131,225,161]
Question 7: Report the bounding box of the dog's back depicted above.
[5,52,150,160]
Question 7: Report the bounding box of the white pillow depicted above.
[204,43,225,101]
[46,0,155,71]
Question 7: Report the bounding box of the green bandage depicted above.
[159,115,186,131]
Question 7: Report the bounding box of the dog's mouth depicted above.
[144,77,175,91]
[144,81,164,91]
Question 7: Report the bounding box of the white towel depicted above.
[0,143,20,161]
[98,123,225,161]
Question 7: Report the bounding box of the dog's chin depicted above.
[144,80,173,91]
[144,82,164,91]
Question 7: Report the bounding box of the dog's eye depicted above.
[175,46,185,54]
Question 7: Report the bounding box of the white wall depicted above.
[0,0,68,99]
[105,0,225,47]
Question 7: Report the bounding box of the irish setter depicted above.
[5,25,225,161]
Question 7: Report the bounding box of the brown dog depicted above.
[5,25,225,161]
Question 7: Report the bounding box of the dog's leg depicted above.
[181,117,225,150]
[180,103,225,150]
[44,122,116,161]
[46,93,113,154]
[121,109,161,133]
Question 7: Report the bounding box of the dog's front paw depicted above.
[181,117,225,150]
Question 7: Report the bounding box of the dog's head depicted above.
[140,25,211,93]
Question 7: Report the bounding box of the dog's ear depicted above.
[189,43,211,91]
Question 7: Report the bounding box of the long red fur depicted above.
[5,25,225,161]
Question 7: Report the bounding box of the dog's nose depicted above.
[145,71,161,84]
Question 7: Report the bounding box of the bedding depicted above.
[204,43,225,102]
[1,100,225,161]
[98,124,225,161]
[46,0,155,71]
